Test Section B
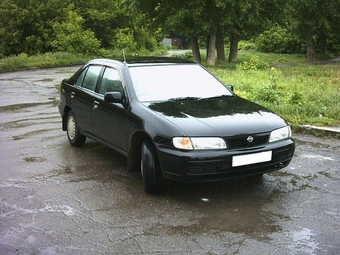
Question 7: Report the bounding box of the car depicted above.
[58,57,295,193]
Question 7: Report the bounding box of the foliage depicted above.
[255,26,305,54]
[170,52,194,61]
[0,48,167,72]
[0,0,163,57]
[1,0,339,61]
[236,55,268,70]
[211,51,340,126]
[0,52,89,71]
[135,0,287,63]
[282,0,340,57]
[112,28,137,51]
[51,10,101,54]
[252,68,281,104]
[0,0,68,56]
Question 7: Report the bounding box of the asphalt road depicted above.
[0,67,339,255]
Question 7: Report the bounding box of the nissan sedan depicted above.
[58,58,295,193]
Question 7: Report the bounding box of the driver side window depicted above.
[99,67,124,96]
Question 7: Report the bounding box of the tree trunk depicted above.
[216,29,225,63]
[228,32,239,63]
[305,24,315,60]
[319,30,328,54]
[191,36,201,63]
[206,33,216,66]
[320,37,327,54]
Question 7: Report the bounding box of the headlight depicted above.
[269,126,292,143]
[173,137,227,150]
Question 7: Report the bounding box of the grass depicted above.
[1,49,339,127]
[0,48,167,72]
[208,51,340,127]
[0,52,92,71]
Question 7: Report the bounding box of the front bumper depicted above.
[157,138,295,182]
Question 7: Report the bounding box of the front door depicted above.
[92,67,128,154]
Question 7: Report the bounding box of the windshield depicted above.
[128,64,232,102]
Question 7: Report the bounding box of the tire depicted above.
[66,111,86,147]
[141,140,165,193]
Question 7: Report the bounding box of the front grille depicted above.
[187,160,231,174]
[225,133,270,149]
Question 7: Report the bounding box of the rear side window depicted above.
[75,67,87,87]
[78,65,102,91]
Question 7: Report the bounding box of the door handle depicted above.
[70,91,75,99]
[93,101,99,109]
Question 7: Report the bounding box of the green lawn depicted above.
[208,51,340,128]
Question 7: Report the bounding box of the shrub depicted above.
[255,26,305,54]
[252,67,281,104]
[51,11,100,54]
[112,28,138,52]
[236,55,268,70]
[287,91,305,105]
[0,53,29,71]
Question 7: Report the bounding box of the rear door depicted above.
[71,65,103,134]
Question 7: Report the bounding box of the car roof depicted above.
[124,56,195,65]
[87,57,196,68]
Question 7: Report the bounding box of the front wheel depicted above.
[66,111,86,147]
[141,140,165,193]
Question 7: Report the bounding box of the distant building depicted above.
[162,37,183,48]
[171,37,183,48]
[162,38,172,48]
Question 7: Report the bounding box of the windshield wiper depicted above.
[168,96,201,101]
[207,94,235,99]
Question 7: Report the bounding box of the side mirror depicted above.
[226,85,234,92]
[104,92,123,104]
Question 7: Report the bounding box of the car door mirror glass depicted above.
[104,92,123,103]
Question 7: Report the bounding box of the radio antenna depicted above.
[123,49,126,63]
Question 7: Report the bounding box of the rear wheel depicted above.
[141,140,165,193]
[66,111,86,147]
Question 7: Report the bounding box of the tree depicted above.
[217,0,287,62]
[74,0,159,52]
[134,0,222,64]
[0,0,72,56]
[0,0,160,56]
[134,0,287,65]
[51,8,100,54]
[72,0,128,49]
[0,0,26,56]
[288,0,340,59]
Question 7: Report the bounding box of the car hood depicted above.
[146,96,287,136]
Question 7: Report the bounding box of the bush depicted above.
[236,55,268,70]
[238,40,256,50]
[170,52,193,60]
[255,26,305,54]
[51,11,101,54]
[0,53,30,71]
[253,68,281,104]
[112,28,138,52]
[0,52,89,71]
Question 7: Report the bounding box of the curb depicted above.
[296,125,340,138]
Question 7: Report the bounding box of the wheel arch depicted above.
[127,131,154,173]
[61,106,72,131]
